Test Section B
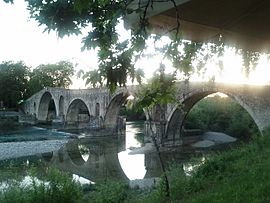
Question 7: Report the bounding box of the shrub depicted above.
[89,181,128,203]
[0,168,83,203]
[0,118,18,132]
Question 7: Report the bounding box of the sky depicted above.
[0,0,98,88]
[1,0,270,88]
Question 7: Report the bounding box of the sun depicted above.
[190,48,270,86]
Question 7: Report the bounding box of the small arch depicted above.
[66,99,90,124]
[37,92,57,122]
[104,92,130,129]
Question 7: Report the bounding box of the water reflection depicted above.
[0,121,241,189]
[42,122,209,183]
[118,122,146,180]
[43,137,128,183]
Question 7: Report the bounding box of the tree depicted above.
[4,0,196,91]
[77,69,104,88]
[4,0,263,90]
[184,95,259,138]
[0,61,30,108]
[134,64,178,199]
[26,61,75,96]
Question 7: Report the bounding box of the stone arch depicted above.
[59,96,64,116]
[66,99,90,124]
[165,90,260,140]
[104,92,130,129]
[37,92,57,122]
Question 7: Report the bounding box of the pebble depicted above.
[0,140,69,160]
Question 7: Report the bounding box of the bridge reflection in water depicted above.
[40,122,206,185]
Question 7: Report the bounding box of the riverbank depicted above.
[0,139,69,160]
[0,133,269,202]
[138,133,270,202]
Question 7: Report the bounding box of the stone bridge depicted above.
[155,82,270,143]
[21,82,270,143]
[21,86,134,131]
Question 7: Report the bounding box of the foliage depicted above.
[13,0,223,91]
[119,105,145,121]
[88,181,128,203]
[241,49,260,78]
[0,61,29,108]
[4,0,265,92]
[26,61,75,96]
[0,167,83,203]
[77,69,104,88]
[0,60,75,106]
[135,64,177,112]
[0,118,18,132]
[137,134,270,203]
[184,95,259,138]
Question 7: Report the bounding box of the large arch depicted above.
[104,92,130,129]
[165,90,261,140]
[37,92,57,122]
[66,99,90,124]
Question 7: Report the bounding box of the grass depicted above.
[0,168,83,203]
[138,134,270,203]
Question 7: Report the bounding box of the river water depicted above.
[0,122,239,188]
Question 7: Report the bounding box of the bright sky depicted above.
[1,0,270,88]
[0,0,97,88]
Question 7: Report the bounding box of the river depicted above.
[0,121,240,189]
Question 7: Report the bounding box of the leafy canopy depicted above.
[10,0,208,91]
[0,60,75,108]
[26,61,75,96]
[0,61,29,108]
[135,64,177,113]
[4,0,263,92]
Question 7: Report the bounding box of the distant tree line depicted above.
[119,105,146,121]
[184,95,259,138]
[0,61,75,109]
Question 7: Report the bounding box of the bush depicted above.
[89,181,128,203]
[0,168,83,203]
[0,118,18,132]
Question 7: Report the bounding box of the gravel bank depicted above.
[0,139,70,160]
